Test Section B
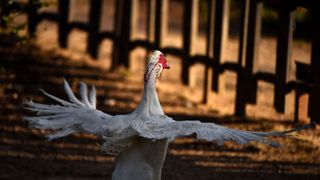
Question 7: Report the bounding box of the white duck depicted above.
[24,50,295,180]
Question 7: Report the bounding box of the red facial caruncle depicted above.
[158,54,170,69]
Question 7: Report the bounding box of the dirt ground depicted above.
[1,1,320,179]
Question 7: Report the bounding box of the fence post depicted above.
[27,0,37,36]
[58,0,70,48]
[112,0,123,69]
[119,0,132,68]
[235,0,263,116]
[245,0,262,104]
[87,0,102,59]
[112,0,132,69]
[182,0,196,85]
[309,6,320,124]
[202,0,215,104]
[234,0,250,116]
[154,0,164,49]
[212,0,228,92]
[274,5,294,113]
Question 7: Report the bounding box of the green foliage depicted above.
[0,0,48,45]
[295,7,309,23]
[262,8,279,22]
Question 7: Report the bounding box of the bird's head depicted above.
[144,50,170,84]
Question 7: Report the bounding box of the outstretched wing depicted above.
[23,80,122,140]
[132,116,293,147]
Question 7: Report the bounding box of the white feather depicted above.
[79,82,93,108]
[131,116,283,147]
[24,81,136,154]
[63,79,84,106]
[89,85,96,109]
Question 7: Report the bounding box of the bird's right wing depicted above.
[23,80,132,141]
[132,116,300,147]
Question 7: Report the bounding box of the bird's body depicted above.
[112,69,170,180]
[113,138,168,180]
[24,50,296,180]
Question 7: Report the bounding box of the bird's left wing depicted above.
[132,116,295,147]
[23,80,132,141]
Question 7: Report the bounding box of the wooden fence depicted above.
[27,0,320,124]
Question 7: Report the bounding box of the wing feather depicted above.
[24,81,116,137]
[79,82,93,108]
[132,117,288,147]
[89,85,96,109]
[40,89,73,106]
[24,80,136,155]
[63,79,84,106]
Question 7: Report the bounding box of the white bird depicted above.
[24,50,297,180]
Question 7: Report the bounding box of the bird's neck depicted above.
[134,79,164,116]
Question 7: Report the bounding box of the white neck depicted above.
[134,73,164,116]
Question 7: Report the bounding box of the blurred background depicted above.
[0,0,319,179]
